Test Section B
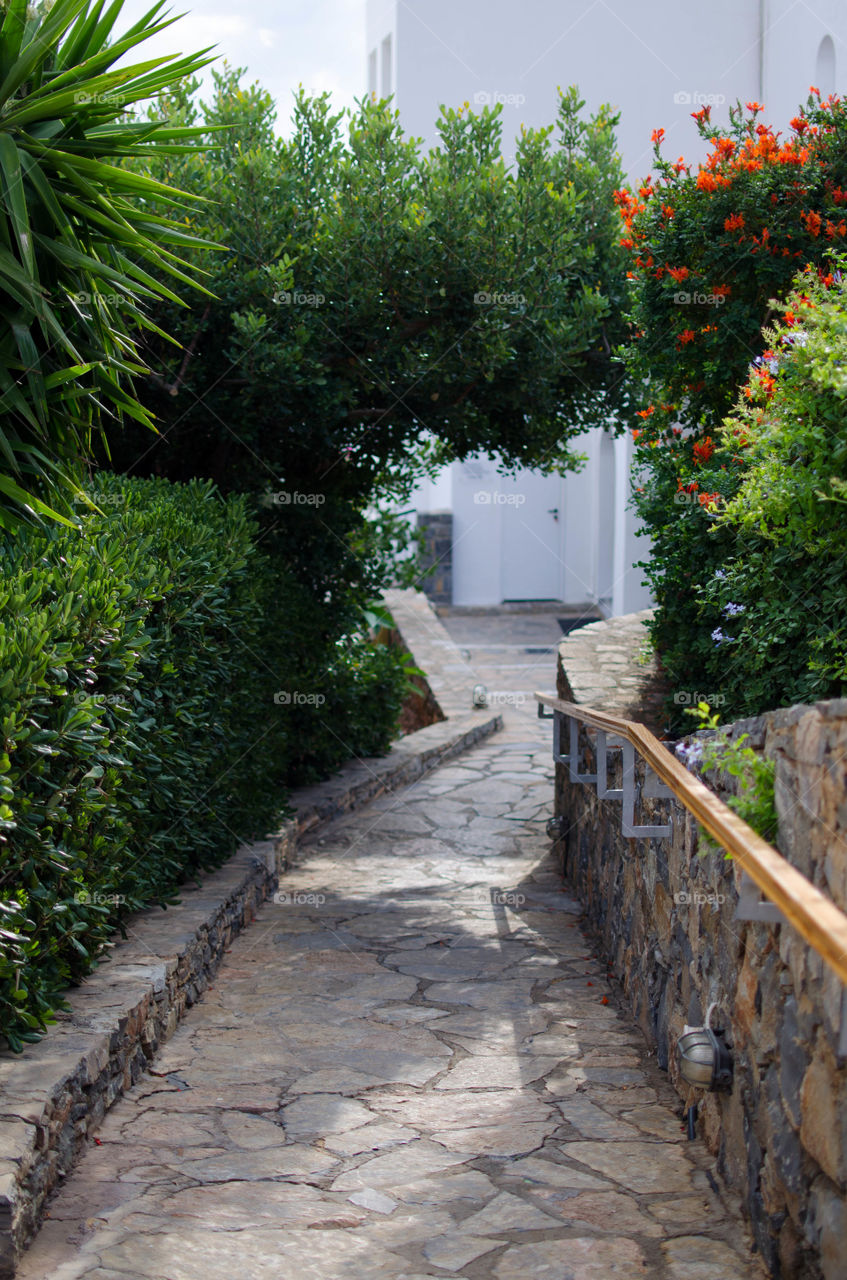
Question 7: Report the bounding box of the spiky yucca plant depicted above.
[0,0,214,524]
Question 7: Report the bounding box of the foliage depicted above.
[642,265,847,724]
[0,0,213,526]
[616,91,847,721]
[678,702,777,851]
[110,72,630,499]
[0,473,407,1050]
[618,90,847,436]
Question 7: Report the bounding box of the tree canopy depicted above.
[112,72,630,505]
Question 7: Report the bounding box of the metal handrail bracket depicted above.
[540,702,670,838]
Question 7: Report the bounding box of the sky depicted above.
[118,0,366,131]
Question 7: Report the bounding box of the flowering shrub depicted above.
[641,265,847,724]
[619,91,847,436]
[617,92,847,723]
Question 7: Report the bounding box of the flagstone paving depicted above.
[15,614,761,1280]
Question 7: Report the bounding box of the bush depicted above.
[615,91,847,723]
[619,91,847,436]
[0,473,407,1049]
[641,265,847,725]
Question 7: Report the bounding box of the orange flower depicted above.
[724,212,745,231]
[636,405,655,419]
[746,101,764,113]
[651,127,665,144]
[801,209,823,237]
[667,265,689,282]
[693,436,716,464]
[692,106,711,124]
[677,329,696,347]
[790,116,808,134]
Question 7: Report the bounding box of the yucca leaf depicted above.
[0,135,34,274]
[0,0,215,526]
[0,0,89,106]
[58,0,118,69]
[0,0,29,82]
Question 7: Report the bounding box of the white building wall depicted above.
[763,1,845,120]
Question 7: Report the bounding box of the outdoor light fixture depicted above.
[677,1002,733,1092]
[472,684,488,708]
[546,816,567,840]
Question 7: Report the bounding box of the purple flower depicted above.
[723,602,745,617]
[712,627,729,644]
[676,740,704,768]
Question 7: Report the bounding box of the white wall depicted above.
[381,0,761,171]
[763,1,845,124]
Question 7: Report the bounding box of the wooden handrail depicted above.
[536,692,847,989]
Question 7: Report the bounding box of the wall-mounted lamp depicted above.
[472,684,488,708]
[677,1002,733,1092]
[546,816,567,840]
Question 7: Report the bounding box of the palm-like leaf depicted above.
[0,0,216,526]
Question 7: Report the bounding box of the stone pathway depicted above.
[16,616,759,1280]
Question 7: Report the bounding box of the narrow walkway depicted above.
[18,615,759,1280]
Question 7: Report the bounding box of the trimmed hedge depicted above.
[0,474,407,1050]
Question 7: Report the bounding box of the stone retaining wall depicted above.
[0,835,289,1280]
[554,618,847,1280]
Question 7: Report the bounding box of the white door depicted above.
[499,470,565,601]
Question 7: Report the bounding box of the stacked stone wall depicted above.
[554,658,847,1278]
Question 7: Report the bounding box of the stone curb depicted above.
[0,606,501,1277]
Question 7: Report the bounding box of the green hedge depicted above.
[0,474,407,1049]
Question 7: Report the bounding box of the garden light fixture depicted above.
[677,1002,733,1092]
